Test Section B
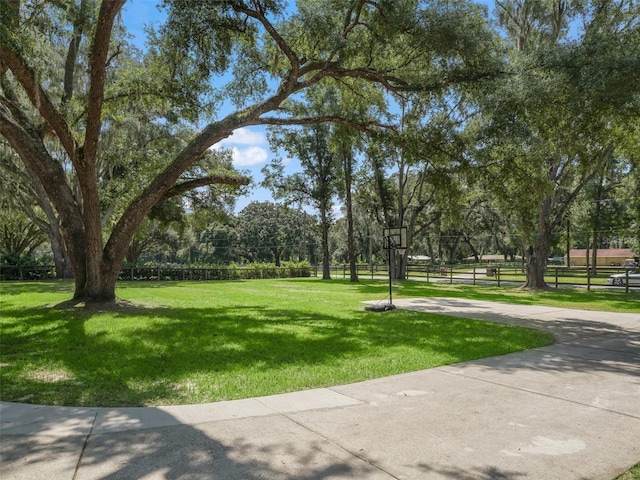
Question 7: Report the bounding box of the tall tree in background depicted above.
[194,222,238,265]
[0,197,47,264]
[236,202,285,265]
[263,84,346,281]
[477,0,640,288]
[330,126,360,282]
[361,92,471,278]
[236,201,315,266]
[0,0,499,302]
[263,122,339,280]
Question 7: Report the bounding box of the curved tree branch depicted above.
[233,1,301,74]
[163,174,251,200]
[260,114,395,134]
[0,47,78,160]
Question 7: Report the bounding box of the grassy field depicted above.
[393,281,640,312]
[2,278,638,407]
[0,278,561,407]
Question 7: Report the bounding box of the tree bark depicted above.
[49,218,72,279]
[522,197,552,289]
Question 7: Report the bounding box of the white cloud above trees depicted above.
[216,128,269,167]
[220,128,266,146]
[228,146,269,166]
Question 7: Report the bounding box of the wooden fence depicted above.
[2,263,637,293]
[327,263,639,293]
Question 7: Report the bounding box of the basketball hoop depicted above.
[367,226,407,311]
[383,227,408,251]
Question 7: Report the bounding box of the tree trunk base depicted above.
[73,289,117,305]
[519,282,552,291]
[56,297,142,311]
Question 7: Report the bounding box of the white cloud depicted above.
[209,127,270,167]
[219,127,266,146]
[231,146,269,166]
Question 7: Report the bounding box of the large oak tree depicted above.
[1,0,498,302]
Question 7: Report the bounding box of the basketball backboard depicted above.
[383,227,408,250]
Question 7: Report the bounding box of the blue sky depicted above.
[120,1,497,213]
[216,128,281,212]
[122,1,287,213]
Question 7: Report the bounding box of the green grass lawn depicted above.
[616,463,640,480]
[3,277,636,408]
[392,281,640,313]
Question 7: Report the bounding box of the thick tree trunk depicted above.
[79,181,105,299]
[523,241,549,289]
[522,198,552,289]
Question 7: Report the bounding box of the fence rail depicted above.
[327,263,639,293]
[1,263,637,293]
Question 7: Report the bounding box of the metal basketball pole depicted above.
[388,236,393,307]
[387,235,397,309]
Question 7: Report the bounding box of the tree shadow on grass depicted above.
[0,290,552,408]
[0,280,75,296]
[2,281,639,479]
[4,279,637,409]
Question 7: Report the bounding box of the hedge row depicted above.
[1,264,313,281]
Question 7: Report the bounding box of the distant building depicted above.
[566,248,637,267]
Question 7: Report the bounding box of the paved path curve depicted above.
[2,299,639,479]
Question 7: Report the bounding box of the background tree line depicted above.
[1,0,638,301]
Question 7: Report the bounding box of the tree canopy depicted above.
[1,0,638,297]
[0,0,500,301]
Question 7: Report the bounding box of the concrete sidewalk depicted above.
[2,299,639,480]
